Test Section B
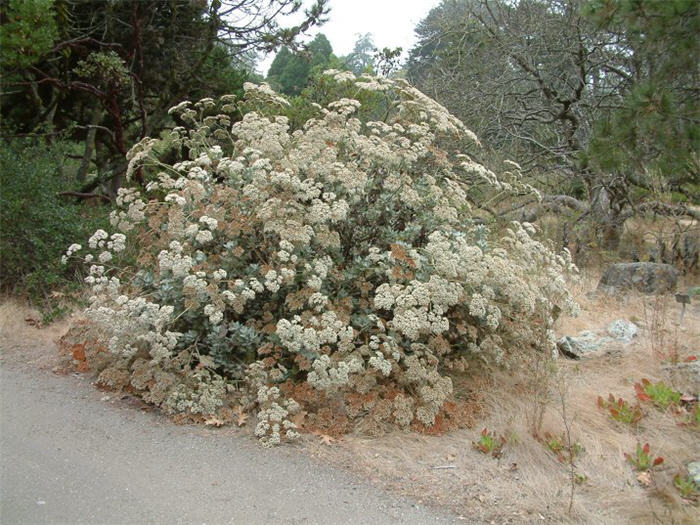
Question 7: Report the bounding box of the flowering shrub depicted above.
[64,71,578,443]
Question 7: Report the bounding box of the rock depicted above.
[687,461,700,486]
[557,331,610,359]
[598,262,678,295]
[558,319,638,359]
[606,319,638,343]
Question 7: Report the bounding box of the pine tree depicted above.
[584,0,699,200]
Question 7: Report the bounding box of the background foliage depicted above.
[406,0,698,255]
[0,139,108,313]
[1,0,697,309]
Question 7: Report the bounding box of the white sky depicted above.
[257,0,442,76]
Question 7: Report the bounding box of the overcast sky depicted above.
[258,0,442,75]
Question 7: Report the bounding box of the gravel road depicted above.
[0,364,458,525]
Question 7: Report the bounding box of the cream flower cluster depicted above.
[87,293,180,364]
[110,188,146,232]
[254,386,300,447]
[163,368,233,416]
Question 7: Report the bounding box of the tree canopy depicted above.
[407,0,699,248]
[267,33,335,95]
[1,0,329,194]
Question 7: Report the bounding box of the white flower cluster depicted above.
[61,243,82,264]
[163,369,232,416]
[243,81,290,107]
[368,352,393,377]
[254,386,300,447]
[275,310,354,356]
[110,188,146,232]
[86,291,180,364]
[374,275,461,340]
[125,137,158,181]
[158,241,194,278]
[307,354,364,391]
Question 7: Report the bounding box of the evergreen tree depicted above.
[308,33,333,67]
[268,46,293,79]
[344,33,377,74]
[267,33,335,95]
[584,0,699,200]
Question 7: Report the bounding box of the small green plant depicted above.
[472,428,505,458]
[597,394,644,425]
[574,472,587,485]
[678,403,700,430]
[625,442,664,472]
[541,432,584,463]
[634,378,681,410]
[673,473,699,500]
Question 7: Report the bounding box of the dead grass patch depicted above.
[0,296,78,371]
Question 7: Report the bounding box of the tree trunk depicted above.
[591,186,623,250]
[76,106,102,183]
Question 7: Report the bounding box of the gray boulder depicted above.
[662,360,700,385]
[558,319,638,359]
[607,319,638,343]
[558,331,609,359]
[598,262,678,295]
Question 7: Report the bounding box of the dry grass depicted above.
[305,272,700,524]
[0,296,76,370]
[621,214,699,261]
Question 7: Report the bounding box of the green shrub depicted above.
[0,138,108,312]
[674,472,699,500]
[66,72,579,443]
[472,428,505,457]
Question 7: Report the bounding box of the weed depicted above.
[634,378,681,410]
[625,442,664,472]
[673,473,699,501]
[642,294,681,363]
[556,371,578,515]
[677,403,700,430]
[472,428,505,458]
[597,394,644,425]
[541,432,584,463]
[524,355,556,437]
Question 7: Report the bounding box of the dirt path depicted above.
[0,363,459,524]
